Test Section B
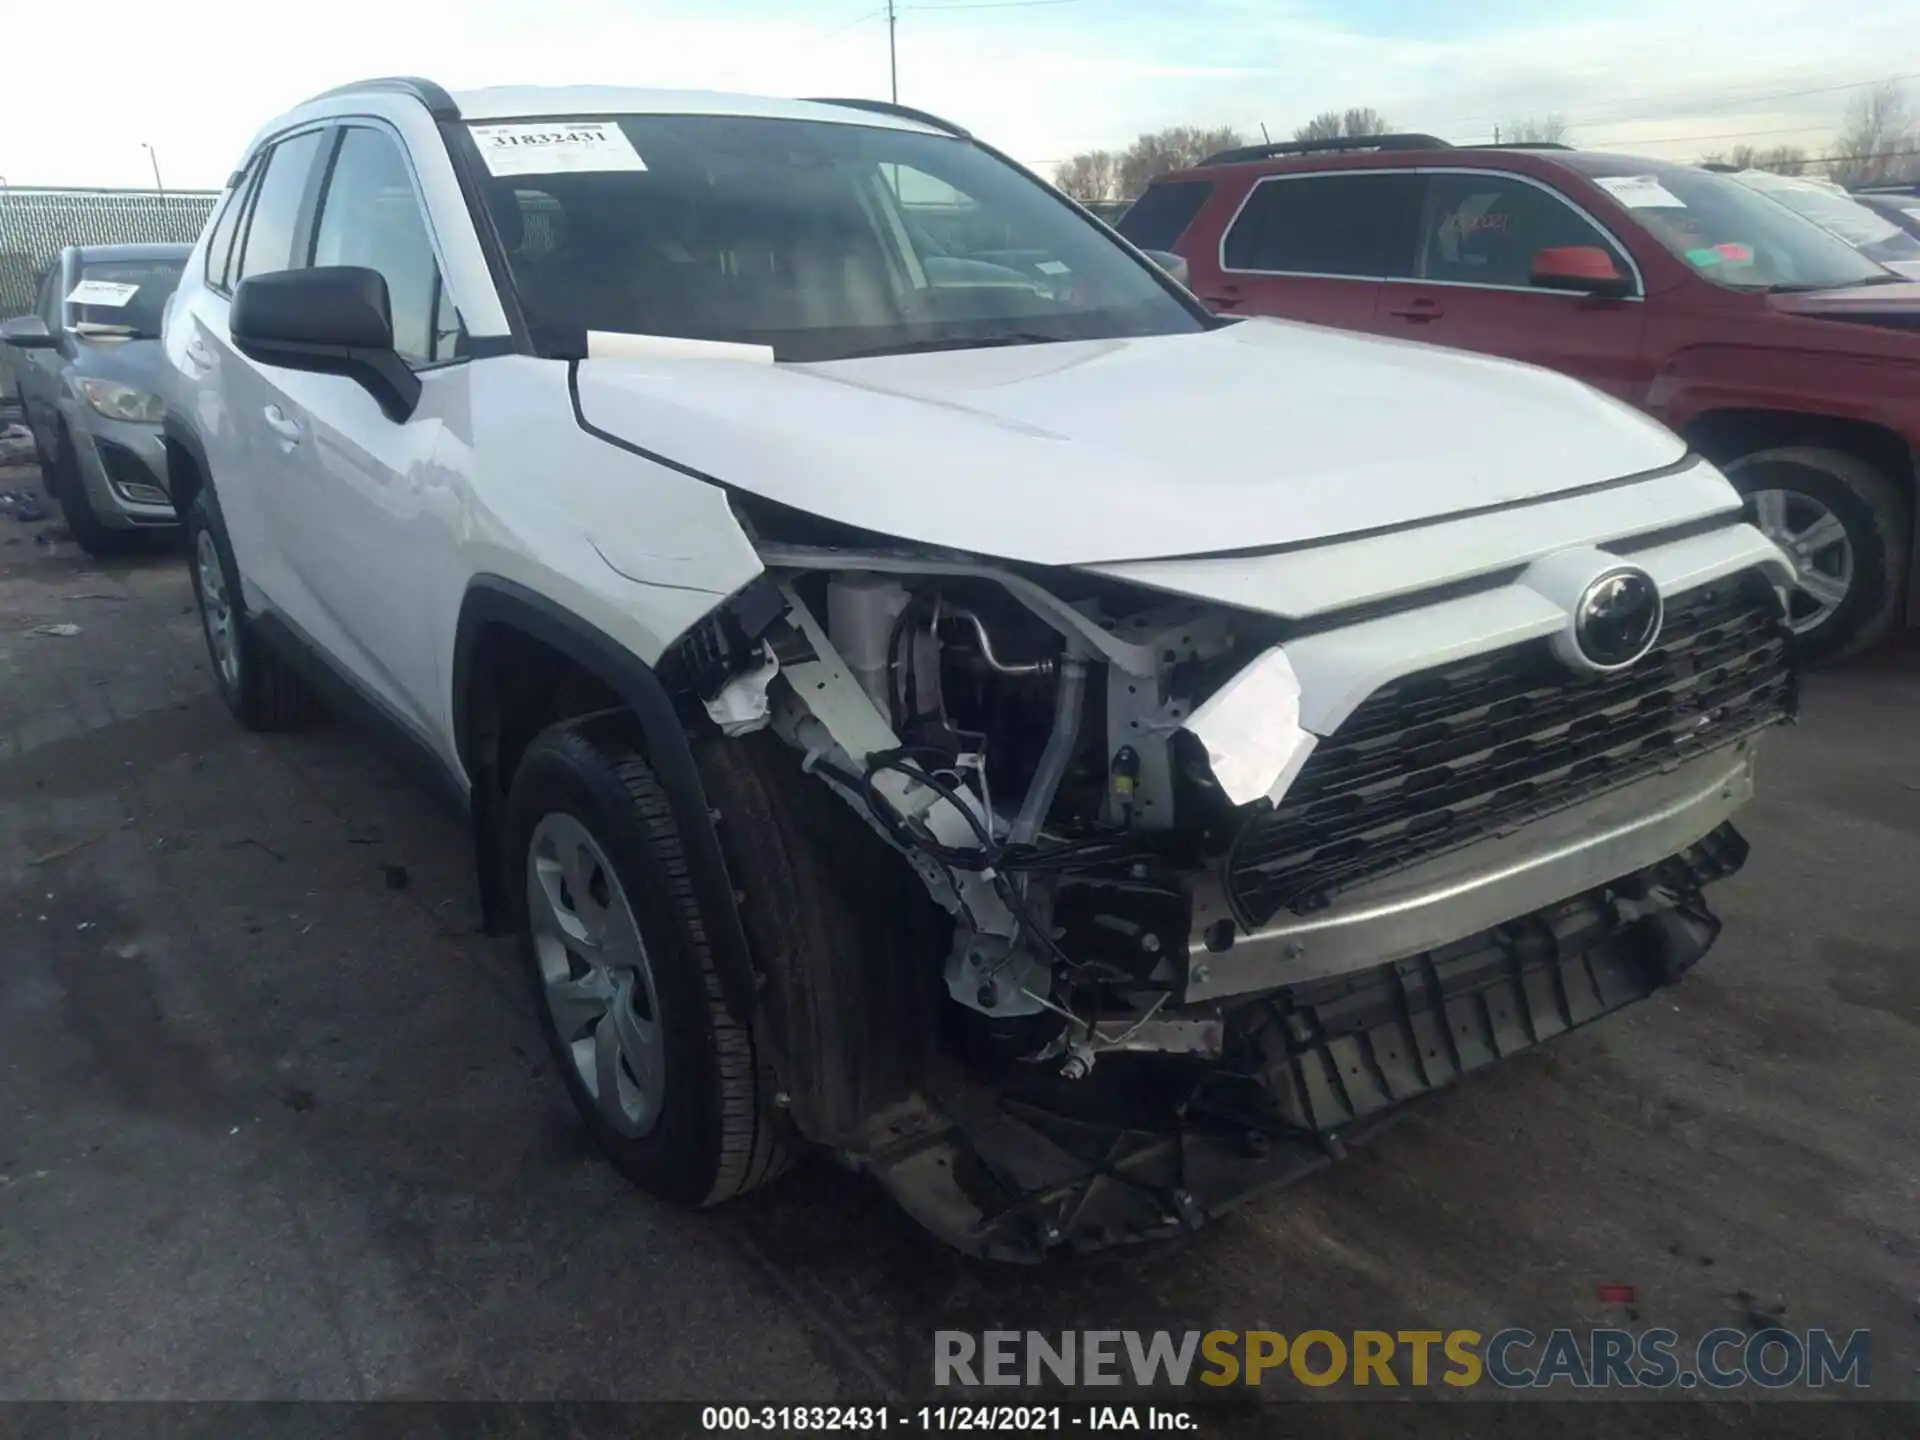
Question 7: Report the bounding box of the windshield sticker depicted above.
[65,279,140,307]
[1683,247,1722,268]
[1035,260,1071,275]
[1714,242,1755,263]
[471,122,647,177]
[1594,175,1686,210]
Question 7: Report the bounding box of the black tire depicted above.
[46,424,139,558]
[506,715,793,1206]
[1726,445,1910,664]
[185,487,320,730]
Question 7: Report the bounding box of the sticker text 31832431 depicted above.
[469,122,648,178]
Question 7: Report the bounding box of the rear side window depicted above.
[1418,172,1633,290]
[1223,172,1422,276]
[235,129,328,284]
[1116,181,1215,251]
[202,160,257,292]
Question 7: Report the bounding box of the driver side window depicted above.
[1417,173,1634,291]
[310,126,465,365]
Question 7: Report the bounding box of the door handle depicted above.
[262,405,303,446]
[1388,299,1444,322]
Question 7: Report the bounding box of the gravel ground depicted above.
[0,470,1914,1428]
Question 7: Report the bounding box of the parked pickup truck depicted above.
[162,81,1797,1259]
[1124,136,1918,662]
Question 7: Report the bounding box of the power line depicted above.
[1423,70,1920,138]
[904,0,1084,10]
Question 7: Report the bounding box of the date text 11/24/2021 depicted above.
[701,1406,1199,1432]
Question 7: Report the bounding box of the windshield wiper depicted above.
[831,332,1068,360]
[1762,274,1909,292]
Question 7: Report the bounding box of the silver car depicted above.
[3,244,188,555]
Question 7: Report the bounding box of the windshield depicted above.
[467,114,1204,361]
[65,258,184,338]
[1583,166,1893,290]
[1725,171,1920,265]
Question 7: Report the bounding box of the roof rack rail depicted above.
[1200,133,1452,165]
[305,76,460,121]
[803,97,970,138]
[1472,141,1576,150]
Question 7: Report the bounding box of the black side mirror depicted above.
[231,267,421,421]
[0,315,58,350]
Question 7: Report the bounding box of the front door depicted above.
[1374,169,1653,405]
[260,122,467,749]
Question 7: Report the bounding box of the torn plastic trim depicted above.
[1177,644,1316,807]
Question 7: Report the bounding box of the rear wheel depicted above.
[185,487,320,730]
[1728,445,1910,663]
[506,716,793,1206]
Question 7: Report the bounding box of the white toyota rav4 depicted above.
[162,78,1798,1259]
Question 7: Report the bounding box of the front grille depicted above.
[1225,571,1795,926]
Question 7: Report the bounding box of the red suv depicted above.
[1121,136,1919,660]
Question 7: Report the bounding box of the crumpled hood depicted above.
[574,318,1687,567]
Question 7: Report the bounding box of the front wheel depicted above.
[1728,445,1910,663]
[506,716,793,1206]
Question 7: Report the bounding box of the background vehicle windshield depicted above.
[1579,164,1892,290]
[67,258,184,338]
[1726,170,1920,266]
[470,114,1204,361]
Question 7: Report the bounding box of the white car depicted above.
[162,79,1798,1260]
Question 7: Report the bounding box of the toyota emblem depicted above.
[1573,567,1663,669]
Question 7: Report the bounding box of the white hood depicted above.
[574,318,1687,567]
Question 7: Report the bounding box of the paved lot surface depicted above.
[0,471,1915,1423]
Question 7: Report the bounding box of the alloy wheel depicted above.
[1748,487,1852,635]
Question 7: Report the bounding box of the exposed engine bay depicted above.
[667,533,1794,1259]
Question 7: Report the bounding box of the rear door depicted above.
[1199,170,1421,331]
[1374,168,1652,403]
[179,127,331,610]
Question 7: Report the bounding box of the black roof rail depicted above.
[1200,133,1452,165]
[1472,141,1576,150]
[1700,162,1739,172]
[803,96,970,138]
[305,76,460,121]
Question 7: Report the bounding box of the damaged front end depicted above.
[662,524,1796,1261]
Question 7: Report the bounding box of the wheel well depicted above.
[1682,408,1915,493]
[460,621,628,808]
[162,435,206,517]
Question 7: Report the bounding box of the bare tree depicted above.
[1055,150,1120,202]
[1703,143,1812,173]
[1830,79,1916,187]
[1501,113,1570,145]
[1293,107,1392,142]
[1112,126,1245,196]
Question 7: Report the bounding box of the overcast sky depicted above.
[5,0,1917,190]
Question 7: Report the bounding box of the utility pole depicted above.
[1492,124,1501,145]
[887,0,899,103]
[142,143,164,193]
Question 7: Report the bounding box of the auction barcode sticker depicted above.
[66,280,140,307]
[470,122,647,177]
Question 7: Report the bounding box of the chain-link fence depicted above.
[0,187,218,320]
